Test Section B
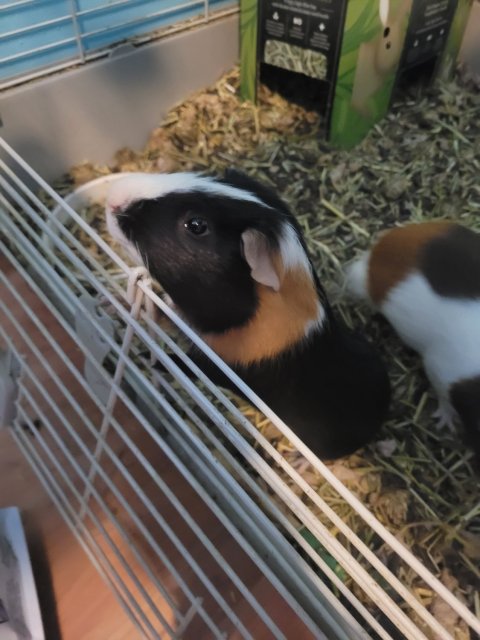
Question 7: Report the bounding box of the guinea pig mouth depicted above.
[106,205,143,265]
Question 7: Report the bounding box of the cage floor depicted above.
[0,256,320,638]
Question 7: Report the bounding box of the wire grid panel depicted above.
[1,137,480,640]
[0,0,238,89]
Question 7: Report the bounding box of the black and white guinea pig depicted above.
[105,169,391,460]
[347,221,480,463]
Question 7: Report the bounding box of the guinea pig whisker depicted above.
[137,242,149,270]
[143,253,150,272]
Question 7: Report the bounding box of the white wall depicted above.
[0,15,239,182]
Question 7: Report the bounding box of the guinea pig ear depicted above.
[241,229,281,292]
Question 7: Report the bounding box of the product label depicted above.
[259,0,347,81]
[399,0,458,69]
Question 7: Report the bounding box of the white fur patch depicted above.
[73,174,132,209]
[279,223,312,276]
[105,172,271,213]
[52,173,132,221]
[304,301,326,337]
[105,205,143,264]
[345,252,371,301]
[279,224,324,333]
[381,272,480,396]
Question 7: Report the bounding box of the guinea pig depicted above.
[105,169,391,460]
[346,221,480,463]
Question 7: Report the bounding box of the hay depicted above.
[264,40,328,80]
[51,66,480,631]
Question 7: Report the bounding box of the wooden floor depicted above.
[0,257,139,639]
[0,429,138,640]
[0,258,319,639]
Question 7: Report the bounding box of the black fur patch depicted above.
[173,320,390,459]
[450,375,480,462]
[420,225,480,299]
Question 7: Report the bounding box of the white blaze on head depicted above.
[279,222,313,277]
[105,171,269,214]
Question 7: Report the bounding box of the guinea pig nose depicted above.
[108,202,123,216]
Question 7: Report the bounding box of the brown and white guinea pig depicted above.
[105,169,391,460]
[347,221,480,463]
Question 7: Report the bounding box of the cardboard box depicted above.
[436,0,474,79]
[393,0,473,89]
[240,0,349,105]
[329,0,413,147]
[240,0,473,148]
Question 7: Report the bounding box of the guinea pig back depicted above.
[106,169,391,459]
[347,221,480,462]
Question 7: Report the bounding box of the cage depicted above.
[1,2,480,640]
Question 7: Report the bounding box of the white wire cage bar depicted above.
[1,136,480,640]
[0,0,238,90]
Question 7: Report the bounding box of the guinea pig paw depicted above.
[432,402,457,433]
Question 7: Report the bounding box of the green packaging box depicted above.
[240,0,473,148]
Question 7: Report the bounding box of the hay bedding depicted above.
[50,67,480,635]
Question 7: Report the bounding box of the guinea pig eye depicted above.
[184,217,209,236]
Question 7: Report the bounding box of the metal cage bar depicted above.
[0,182,410,637]
[2,136,480,639]
[0,241,301,640]
[0,173,354,638]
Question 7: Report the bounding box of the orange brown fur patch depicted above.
[204,262,321,366]
[368,222,455,305]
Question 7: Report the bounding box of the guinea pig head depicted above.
[106,170,326,365]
